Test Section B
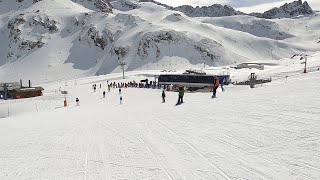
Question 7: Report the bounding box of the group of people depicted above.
[161,85,185,105]
[108,80,160,90]
[161,76,223,104]
[161,77,224,105]
[76,76,223,106]
[161,86,183,105]
[90,81,143,104]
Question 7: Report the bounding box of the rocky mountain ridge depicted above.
[172,0,313,18]
[0,0,319,83]
[250,0,314,19]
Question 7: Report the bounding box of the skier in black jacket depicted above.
[162,90,166,103]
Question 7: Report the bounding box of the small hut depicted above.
[12,87,44,99]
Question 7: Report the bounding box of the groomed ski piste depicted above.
[0,52,320,179]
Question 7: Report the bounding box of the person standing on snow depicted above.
[108,85,111,92]
[76,97,80,106]
[212,76,220,98]
[119,88,122,94]
[103,91,106,98]
[177,85,184,104]
[162,90,166,103]
[219,76,225,92]
[169,84,173,91]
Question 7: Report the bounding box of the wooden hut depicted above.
[12,87,44,99]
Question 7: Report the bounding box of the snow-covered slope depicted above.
[0,0,320,84]
[0,51,319,179]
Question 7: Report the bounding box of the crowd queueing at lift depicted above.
[75,76,224,106]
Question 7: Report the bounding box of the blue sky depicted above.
[156,0,320,12]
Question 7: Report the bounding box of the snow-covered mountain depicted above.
[251,0,314,19]
[0,0,319,84]
[110,0,140,11]
[71,0,113,13]
[172,0,313,18]
[174,4,245,17]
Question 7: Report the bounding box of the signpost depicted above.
[61,90,68,107]
[303,54,307,73]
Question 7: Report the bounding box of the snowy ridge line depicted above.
[79,76,125,86]
[34,71,90,86]
[262,65,320,81]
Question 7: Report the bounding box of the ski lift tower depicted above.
[299,52,308,73]
[119,61,126,79]
[303,53,308,73]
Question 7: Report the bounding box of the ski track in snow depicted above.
[0,63,320,179]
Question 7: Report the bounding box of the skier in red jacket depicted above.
[212,76,220,98]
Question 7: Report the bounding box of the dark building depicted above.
[12,87,44,99]
[1,81,44,99]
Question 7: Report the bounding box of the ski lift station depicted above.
[0,81,44,100]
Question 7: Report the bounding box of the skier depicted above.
[76,97,80,106]
[120,96,123,105]
[177,85,184,104]
[162,90,166,103]
[103,91,106,98]
[108,85,110,92]
[169,84,173,91]
[119,88,121,94]
[212,76,220,98]
[219,76,225,92]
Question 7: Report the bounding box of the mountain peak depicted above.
[71,0,113,13]
[253,0,314,19]
[173,4,245,17]
[148,0,314,19]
